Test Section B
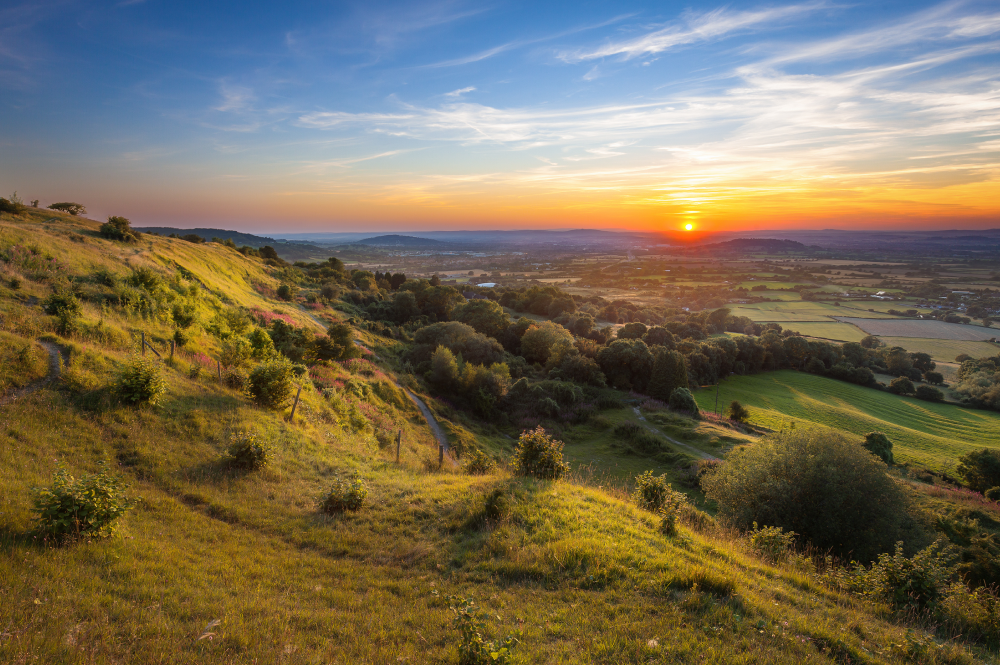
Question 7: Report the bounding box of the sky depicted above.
[1,0,999,234]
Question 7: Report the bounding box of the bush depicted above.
[957,448,1000,493]
[276,283,297,301]
[703,428,910,561]
[915,385,944,402]
[248,358,294,409]
[225,430,272,470]
[888,376,915,395]
[514,426,569,480]
[924,371,944,385]
[658,488,688,537]
[631,470,673,511]
[320,474,367,513]
[749,522,797,562]
[668,387,700,417]
[47,202,86,216]
[857,540,958,610]
[726,400,749,423]
[0,195,26,215]
[447,596,518,665]
[32,463,136,540]
[43,291,83,335]
[115,355,166,405]
[222,366,249,391]
[863,431,894,464]
[99,215,141,242]
[463,448,496,475]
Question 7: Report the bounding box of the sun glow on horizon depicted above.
[684,223,694,231]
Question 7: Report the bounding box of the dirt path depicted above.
[298,306,450,454]
[632,407,720,461]
[0,341,65,406]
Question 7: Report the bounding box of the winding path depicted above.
[0,341,65,406]
[632,407,720,461]
[298,306,450,454]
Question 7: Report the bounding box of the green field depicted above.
[877,337,1000,362]
[729,301,885,321]
[697,371,1000,472]
[771,321,867,342]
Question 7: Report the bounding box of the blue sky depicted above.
[2,0,999,232]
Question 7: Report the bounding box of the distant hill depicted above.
[354,235,450,247]
[134,227,276,246]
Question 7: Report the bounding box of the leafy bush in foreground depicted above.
[749,522,797,562]
[320,474,367,513]
[514,426,569,480]
[115,355,166,405]
[631,470,673,512]
[658,488,688,537]
[462,448,496,475]
[225,430,272,470]
[32,463,136,540]
[447,596,518,665]
[703,428,910,561]
[248,358,294,409]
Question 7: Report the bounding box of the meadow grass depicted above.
[695,370,1000,472]
[876,337,999,362]
[769,321,867,342]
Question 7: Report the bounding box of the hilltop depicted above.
[355,234,451,247]
[1,207,1000,663]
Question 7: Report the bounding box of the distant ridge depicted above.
[354,235,451,247]
[135,227,276,246]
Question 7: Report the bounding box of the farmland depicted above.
[697,371,1000,472]
[767,321,867,342]
[876,337,1000,362]
[836,317,998,341]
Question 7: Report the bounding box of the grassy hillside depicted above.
[697,371,1000,472]
[2,211,998,663]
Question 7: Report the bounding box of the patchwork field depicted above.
[729,302,894,322]
[696,371,1000,472]
[836,317,998,341]
[771,321,867,342]
[876,337,999,362]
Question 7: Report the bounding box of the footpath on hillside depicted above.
[0,341,65,406]
[632,407,719,461]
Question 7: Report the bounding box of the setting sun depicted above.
[684,223,694,231]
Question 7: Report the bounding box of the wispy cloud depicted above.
[444,86,476,98]
[559,3,824,63]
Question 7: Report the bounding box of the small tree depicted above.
[863,431,894,464]
[957,449,1000,493]
[914,385,943,402]
[48,202,86,216]
[100,216,141,242]
[276,283,297,301]
[43,291,83,335]
[860,335,881,349]
[668,387,700,418]
[923,371,944,385]
[888,376,915,395]
[116,355,166,405]
[248,358,293,409]
[632,470,672,511]
[225,430,272,470]
[727,400,750,423]
[514,426,569,480]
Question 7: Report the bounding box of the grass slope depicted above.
[697,371,1000,472]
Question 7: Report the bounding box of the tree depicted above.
[668,387,699,417]
[860,335,881,349]
[703,429,910,561]
[99,216,140,242]
[276,284,297,301]
[647,348,687,401]
[727,400,750,423]
[520,321,574,364]
[914,385,943,402]
[314,323,361,361]
[429,274,441,286]
[259,246,280,260]
[617,322,648,340]
[596,339,654,392]
[888,376,915,395]
[47,202,86,216]
[181,234,205,244]
[429,345,460,390]
[863,432,894,464]
[957,449,1000,493]
[451,299,511,339]
[923,371,944,385]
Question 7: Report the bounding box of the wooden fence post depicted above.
[217,360,221,380]
[396,429,402,463]
[141,332,145,356]
[438,444,444,468]
[289,384,303,421]
[170,340,175,361]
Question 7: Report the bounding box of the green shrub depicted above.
[631,470,672,511]
[888,376,915,395]
[320,474,367,513]
[0,194,26,215]
[749,522,797,562]
[957,448,1000,493]
[863,431,894,464]
[248,358,294,409]
[514,426,569,480]
[703,428,910,561]
[99,215,140,242]
[658,487,688,537]
[915,385,944,402]
[32,463,136,540]
[446,596,519,665]
[463,448,496,475]
[115,355,166,405]
[848,540,958,610]
[225,430,272,470]
[222,366,249,391]
[726,400,749,423]
[669,387,700,417]
[43,291,82,335]
[277,283,297,301]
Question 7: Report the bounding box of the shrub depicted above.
[749,522,797,562]
[888,376,915,395]
[43,291,82,335]
[222,366,249,391]
[632,470,673,511]
[276,283,297,301]
[668,387,700,417]
[47,202,86,216]
[915,385,944,402]
[862,540,958,610]
[0,195,26,215]
[446,596,518,665]
[703,428,910,561]
[99,215,140,242]
[726,400,749,423]
[32,463,136,540]
[463,448,496,475]
[514,426,569,480]
[957,448,1000,493]
[863,431,894,464]
[115,355,166,405]
[658,487,688,537]
[320,474,367,513]
[924,371,944,385]
[248,358,294,409]
[225,430,272,470]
